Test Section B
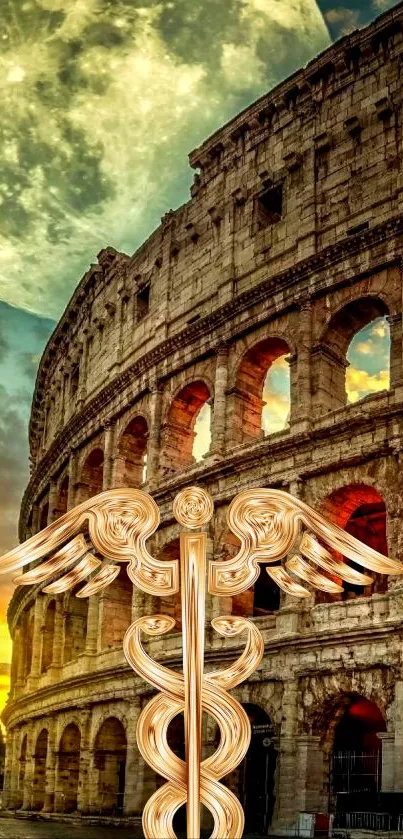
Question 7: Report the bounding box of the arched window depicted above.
[32,729,48,811]
[319,484,388,602]
[235,338,291,445]
[330,695,386,806]
[57,476,69,518]
[78,448,104,502]
[153,540,181,627]
[346,316,390,403]
[162,381,211,476]
[63,589,88,663]
[39,502,49,531]
[314,298,390,415]
[94,718,127,814]
[100,567,132,649]
[117,416,148,487]
[57,723,81,812]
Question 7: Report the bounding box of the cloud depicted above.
[346,366,390,403]
[324,7,360,36]
[372,0,396,9]
[0,0,330,319]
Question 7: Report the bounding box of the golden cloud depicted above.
[346,366,390,403]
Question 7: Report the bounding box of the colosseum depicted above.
[3,2,403,836]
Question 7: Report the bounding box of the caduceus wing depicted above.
[0,489,179,598]
[209,488,403,598]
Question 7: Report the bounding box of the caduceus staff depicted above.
[0,484,402,839]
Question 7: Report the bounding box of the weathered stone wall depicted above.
[4,3,403,833]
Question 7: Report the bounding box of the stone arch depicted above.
[57,723,81,812]
[161,380,211,476]
[77,447,104,502]
[233,337,291,445]
[32,728,48,811]
[313,296,390,415]
[117,415,148,487]
[94,717,127,814]
[63,588,88,663]
[57,475,69,518]
[41,599,56,673]
[318,484,388,602]
[100,567,132,649]
[22,605,34,679]
[16,733,27,809]
[152,538,181,627]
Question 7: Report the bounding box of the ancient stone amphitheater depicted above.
[4,3,403,835]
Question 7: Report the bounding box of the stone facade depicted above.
[4,3,403,834]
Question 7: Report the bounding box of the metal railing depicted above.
[333,811,391,832]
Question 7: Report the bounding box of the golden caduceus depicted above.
[0,484,402,839]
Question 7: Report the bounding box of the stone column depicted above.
[85,595,100,656]
[393,681,403,791]
[210,344,229,460]
[111,453,126,488]
[47,479,58,525]
[275,477,306,634]
[293,300,313,431]
[76,330,90,407]
[295,735,325,813]
[67,449,78,510]
[15,625,26,690]
[27,595,45,684]
[43,724,57,811]
[77,707,92,813]
[103,421,115,490]
[147,381,164,490]
[3,727,16,809]
[123,696,143,814]
[387,313,403,389]
[49,597,64,673]
[272,680,299,832]
[22,730,35,810]
[31,504,40,535]
[379,733,395,792]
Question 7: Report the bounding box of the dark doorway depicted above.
[331,695,386,807]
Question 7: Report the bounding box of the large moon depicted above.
[0,0,330,318]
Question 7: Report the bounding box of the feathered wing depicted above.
[0,489,179,598]
[209,488,403,598]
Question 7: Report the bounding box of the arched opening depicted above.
[41,600,56,673]
[17,734,27,809]
[153,539,181,628]
[57,476,69,518]
[319,485,388,602]
[226,704,277,835]
[330,695,386,813]
[100,567,132,649]
[253,567,281,616]
[117,416,148,487]
[32,729,48,811]
[57,723,81,812]
[94,717,127,814]
[39,503,49,531]
[63,589,88,663]
[346,316,390,404]
[234,338,291,444]
[314,298,390,415]
[161,381,211,476]
[78,448,104,502]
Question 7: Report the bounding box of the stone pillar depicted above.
[77,707,92,813]
[210,344,229,460]
[293,300,313,431]
[47,479,58,525]
[76,330,90,407]
[22,730,35,810]
[379,733,395,792]
[31,504,40,535]
[27,595,45,683]
[393,681,403,791]
[103,421,115,490]
[85,595,100,656]
[296,735,325,813]
[50,597,64,672]
[387,313,403,389]
[3,727,17,809]
[123,696,142,814]
[147,381,164,490]
[111,453,126,488]
[272,680,299,832]
[43,724,57,811]
[67,449,78,510]
[275,477,306,633]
